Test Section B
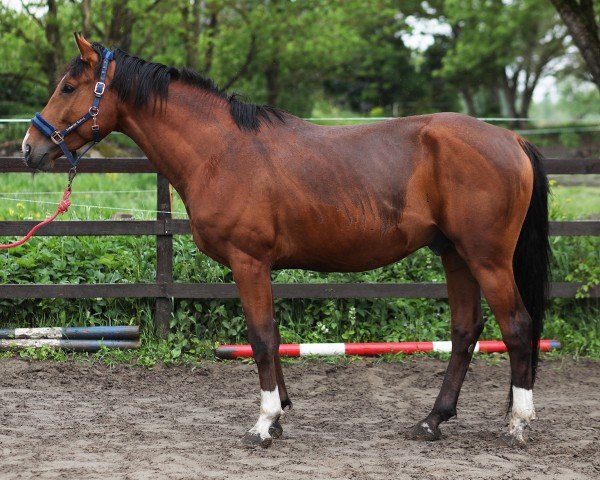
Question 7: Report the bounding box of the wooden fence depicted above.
[1,156,599,337]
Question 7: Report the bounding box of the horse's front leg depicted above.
[270,313,292,439]
[231,255,282,448]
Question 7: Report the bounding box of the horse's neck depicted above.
[116,88,233,195]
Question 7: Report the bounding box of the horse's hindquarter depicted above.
[422,113,534,252]
[266,117,439,271]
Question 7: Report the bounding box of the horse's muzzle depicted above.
[24,147,53,171]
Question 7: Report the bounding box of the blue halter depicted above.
[31,48,114,168]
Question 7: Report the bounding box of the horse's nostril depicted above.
[24,144,31,158]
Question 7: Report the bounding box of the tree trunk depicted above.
[107,1,134,51]
[519,62,545,121]
[203,9,219,73]
[519,90,534,122]
[487,83,502,118]
[265,58,280,106]
[550,0,600,91]
[501,68,520,126]
[181,0,201,70]
[43,0,64,97]
[81,0,92,38]
[460,85,477,116]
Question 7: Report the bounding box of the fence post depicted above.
[155,173,173,339]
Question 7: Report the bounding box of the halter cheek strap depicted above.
[31,48,114,168]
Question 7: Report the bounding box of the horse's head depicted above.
[23,33,119,171]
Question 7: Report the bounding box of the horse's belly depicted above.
[273,215,436,272]
[273,247,410,272]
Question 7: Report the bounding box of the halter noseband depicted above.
[31,48,114,168]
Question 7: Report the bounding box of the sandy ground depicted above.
[0,355,598,480]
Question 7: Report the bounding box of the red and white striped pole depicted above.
[215,340,561,359]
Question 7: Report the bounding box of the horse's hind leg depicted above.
[408,247,484,440]
[468,259,536,444]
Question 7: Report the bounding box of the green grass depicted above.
[550,183,600,219]
[0,172,188,221]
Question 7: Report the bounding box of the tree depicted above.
[15,0,66,97]
[324,17,425,115]
[321,1,456,116]
[439,0,568,123]
[418,36,462,114]
[500,1,569,120]
[0,7,48,113]
[549,0,600,92]
[200,0,366,114]
[0,0,588,121]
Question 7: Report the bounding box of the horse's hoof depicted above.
[406,421,442,441]
[242,431,272,449]
[269,419,283,439]
[499,432,527,449]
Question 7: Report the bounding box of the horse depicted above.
[23,33,549,448]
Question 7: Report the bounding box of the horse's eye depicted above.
[61,84,76,94]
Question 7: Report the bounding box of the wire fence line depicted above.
[0,195,188,217]
[303,117,600,124]
[0,189,177,217]
[515,126,600,135]
[2,117,599,138]
[0,189,156,195]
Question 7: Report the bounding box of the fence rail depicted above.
[1,156,599,336]
[1,219,598,237]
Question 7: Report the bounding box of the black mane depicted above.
[67,43,285,132]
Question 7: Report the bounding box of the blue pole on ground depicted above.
[0,326,140,340]
[0,338,141,352]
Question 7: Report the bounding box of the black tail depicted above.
[513,138,550,388]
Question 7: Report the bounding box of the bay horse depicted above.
[23,34,549,448]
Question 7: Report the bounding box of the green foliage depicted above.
[1,0,595,126]
[1,0,406,116]
[18,344,69,362]
[543,304,600,359]
[530,76,600,125]
[0,7,48,111]
[443,0,524,76]
[551,186,600,220]
[439,0,568,118]
[323,2,427,116]
[549,181,600,302]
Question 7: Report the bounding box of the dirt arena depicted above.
[0,355,598,479]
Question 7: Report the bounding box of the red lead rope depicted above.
[0,186,72,249]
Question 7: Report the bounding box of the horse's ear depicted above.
[73,32,99,65]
